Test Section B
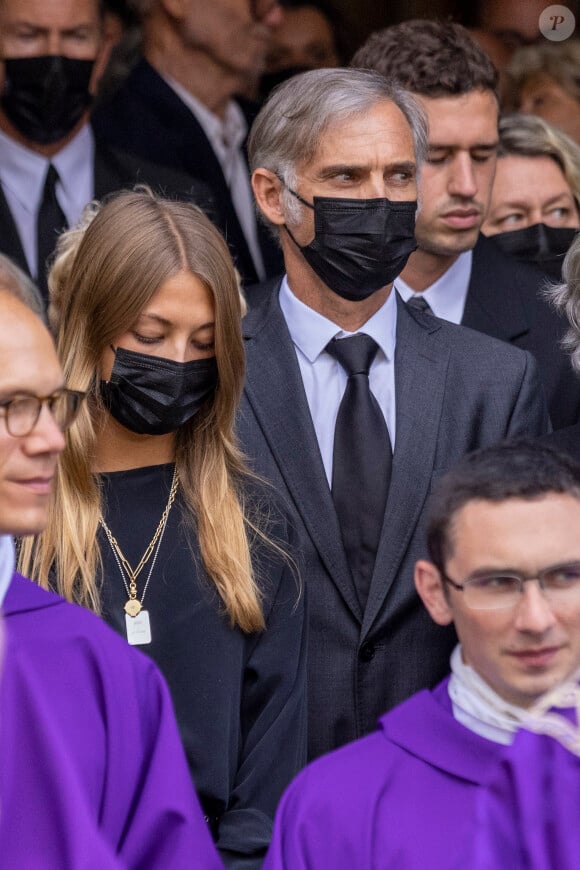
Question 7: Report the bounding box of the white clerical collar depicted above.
[448,644,535,745]
[395,250,472,324]
[0,535,15,608]
[279,274,397,364]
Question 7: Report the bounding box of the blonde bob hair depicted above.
[20,188,265,632]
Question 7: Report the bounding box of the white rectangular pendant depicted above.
[125,609,152,645]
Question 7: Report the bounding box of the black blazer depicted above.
[463,234,580,430]
[542,422,580,462]
[238,279,550,760]
[0,135,219,280]
[92,59,283,285]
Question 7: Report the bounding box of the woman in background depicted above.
[20,188,307,870]
[482,113,580,280]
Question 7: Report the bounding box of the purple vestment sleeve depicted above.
[470,729,580,870]
[0,573,224,869]
[264,683,510,869]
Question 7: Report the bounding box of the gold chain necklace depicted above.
[99,468,179,617]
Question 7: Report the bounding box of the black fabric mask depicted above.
[100,346,219,436]
[490,223,579,281]
[285,189,417,301]
[1,56,94,145]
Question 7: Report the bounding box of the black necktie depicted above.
[37,164,68,305]
[407,295,434,315]
[327,334,392,609]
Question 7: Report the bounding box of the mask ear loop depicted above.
[280,184,314,250]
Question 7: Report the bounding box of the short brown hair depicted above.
[352,19,499,101]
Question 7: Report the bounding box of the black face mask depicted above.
[490,223,579,281]
[1,55,94,145]
[100,346,219,436]
[285,189,417,301]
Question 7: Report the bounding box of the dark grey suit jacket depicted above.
[238,279,550,760]
[463,235,580,431]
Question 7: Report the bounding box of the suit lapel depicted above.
[362,297,450,636]
[243,282,362,621]
[0,183,29,275]
[462,235,530,341]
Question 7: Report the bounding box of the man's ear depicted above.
[252,168,286,226]
[415,559,454,626]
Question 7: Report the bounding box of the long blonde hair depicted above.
[20,189,265,632]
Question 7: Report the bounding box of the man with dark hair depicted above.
[264,440,580,868]
[0,0,215,305]
[353,19,580,431]
[240,66,550,763]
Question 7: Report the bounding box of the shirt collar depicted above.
[395,250,472,322]
[161,73,247,153]
[279,274,397,363]
[51,123,94,205]
[0,535,15,608]
[0,123,93,215]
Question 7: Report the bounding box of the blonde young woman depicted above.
[20,189,306,870]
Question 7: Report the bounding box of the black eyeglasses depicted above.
[442,562,580,610]
[0,389,86,437]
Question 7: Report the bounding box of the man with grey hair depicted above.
[93,0,284,285]
[238,66,550,761]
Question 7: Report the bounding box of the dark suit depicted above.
[542,422,580,462]
[238,279,550,760]
[462,235,580,430]
[0,135,219,281]
[92,59,283,285]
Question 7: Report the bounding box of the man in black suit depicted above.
[239,67,550,760]
[353,19,580,431]
[0,0,215,305]
[92,0,284,285]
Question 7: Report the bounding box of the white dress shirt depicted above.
[163,75,266,281]
[395,250,473,324]
[280,276,397,486]
[0,124,94,278]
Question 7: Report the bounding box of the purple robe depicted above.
[470,728,580,870]
[264,678,511,869]
[0,573,224,869]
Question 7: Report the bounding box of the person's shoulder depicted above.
[5,574,158,680]
[472,234,547,288]
[93,139,217,213]
[295,727,401,798]
[424,306,534,367]
[541,423,580,462]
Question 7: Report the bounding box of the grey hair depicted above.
[0,254,46,322]
[248,67,428,228]
[498,113,580,206]
[547,234,580,374]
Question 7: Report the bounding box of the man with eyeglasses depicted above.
[0,290,222,866]
[263,440,580,869]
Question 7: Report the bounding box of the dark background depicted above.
[332,0,509,59]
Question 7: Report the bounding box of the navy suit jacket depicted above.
[238,279,550,759]
[463,235,580,430]
[92,59,283,285]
